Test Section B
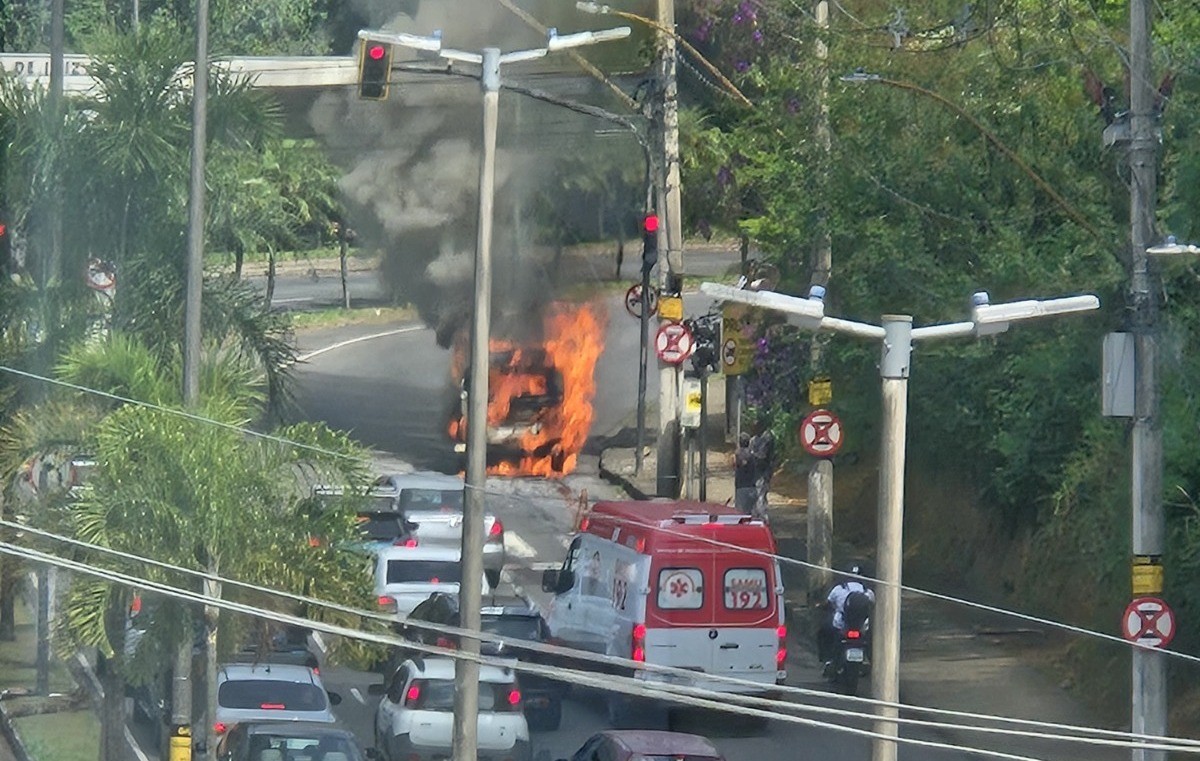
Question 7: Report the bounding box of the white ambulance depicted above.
[540,500,786,725]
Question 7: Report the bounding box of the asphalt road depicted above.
[278,297,986,761]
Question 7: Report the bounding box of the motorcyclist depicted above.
[818,563,875,671]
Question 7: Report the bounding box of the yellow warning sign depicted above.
[808,377,833,406]
[1132,557,1164,595]
[720,304,756,376]
[659,296,683,321]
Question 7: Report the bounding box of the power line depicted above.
[4,536,1199,756]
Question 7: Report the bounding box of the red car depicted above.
[559,731,725,761]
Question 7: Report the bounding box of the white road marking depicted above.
[505,531,537,559]
[273,296,313,304]
[351,687,366,705]
[298,326,424,363]
[527,561,561,572]
[125,724,151,761]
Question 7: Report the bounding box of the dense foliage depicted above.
[673,0,1200,649]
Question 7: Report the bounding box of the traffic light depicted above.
[358,41,393,100]
[641,213,659,274]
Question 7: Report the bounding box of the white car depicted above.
[212,663,341,735]
[374,545,492,620]
[373,656,531,761]
[374,472,506,587]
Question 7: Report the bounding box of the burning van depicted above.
[447,302,605,477]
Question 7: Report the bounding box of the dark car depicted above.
[231,624,321,670]
[216,721,379,761]
[395,593,564,731]
[560,731,725,761]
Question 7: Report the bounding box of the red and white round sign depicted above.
[655,321,695,365]
[1121,596,1175,648]
[799,408,843,457]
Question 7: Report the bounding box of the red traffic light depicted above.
[643,214,659,233]
[368,44,386,60]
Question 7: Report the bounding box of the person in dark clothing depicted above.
[734,433,757,514]
[750,429,776,521]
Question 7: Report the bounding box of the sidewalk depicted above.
[597,378,1124,761]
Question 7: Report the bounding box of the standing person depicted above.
[750,428,776,521]
[734,433,757,514]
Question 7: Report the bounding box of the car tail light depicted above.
[579,517,590,531]
[393,537,418,547]
[213,722,227,734]
[487,519,504,541]
[405,681,423,707]
[846,629,861,640]
[508,689,521,706]
[378,595,397,613]
[436,636,457,649]
[777,624,788,665]
[493,685,522,711]
[260,703,285,710]
[632,623,646,662]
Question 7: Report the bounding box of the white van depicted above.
[374,545,491,620]
[540,500,786,724]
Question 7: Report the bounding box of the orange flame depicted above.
[449,302,607,477]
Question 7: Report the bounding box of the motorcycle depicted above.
[825,590,872,696]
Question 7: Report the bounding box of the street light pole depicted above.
[357,26,630,761]
[700,281,1099,761]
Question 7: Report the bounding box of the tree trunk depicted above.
[740,233,750,276]
[204,568,221,761]
[0,557,16,641]
[100,598,128,761]
[338,224,350,310]
[265,248,276,305]
[233,248,244,280]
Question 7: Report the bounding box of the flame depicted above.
[449,302,607,477]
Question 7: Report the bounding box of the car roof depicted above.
[602,731,722,756]
[217,663,320,682]
[481,598,539,617]
[376,545,462,561]
[242,722,355,738]
[382,472,464,490]
[409,656,515,683]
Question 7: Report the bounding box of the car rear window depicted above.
[358,513,406,541]
[400,488,463,511]
[413,679,497,711]
[481,615,541,641]
[723,568,769,610]
[251,734,360,761]
[633,755,722,761]
[656,568,704,610]
[218,679,328,711]
[386,560,462,584]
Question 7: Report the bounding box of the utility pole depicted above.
[356,27,630,761]
[176,0,208,757]
[1128,1,1165,758]
[700,282,1100,761]
[655,0,683,498]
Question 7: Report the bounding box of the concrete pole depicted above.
[871,316,911,761]
[807,460,833,602]
[655,0,682,498]
[453,46,499,761]
[698,370,708,501]
[175,0,208,751]
[1129,1,1165,758]
[203,571,220,761]
[35,567,49,694]
[338,221,351,309]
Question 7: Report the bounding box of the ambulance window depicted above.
[563,537,582,573]
[724,568,769,610]
[656,568,703,610]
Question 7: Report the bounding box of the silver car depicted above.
[374,472,506,587]
[213,663,341,735]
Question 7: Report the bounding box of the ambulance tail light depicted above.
[487,519,504,543]
[777,624,788,665]
[632,623,646,662]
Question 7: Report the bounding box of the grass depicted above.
[0,604,75,695]
[290,305,418,331]
[12,710,100,761]
[205,246,376,266]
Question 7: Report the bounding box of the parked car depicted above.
[373,545,492,620]
[373,656,531,761]
[231,625,321,671]
[213,663,342,735]
[559,731,725,761]
[310,485,415,553]
[216,721,380,761]
[395,593,563,730]
[373,472,505,586]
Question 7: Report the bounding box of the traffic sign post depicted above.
[720,304,755,375]
[655,321,695,366]
[624,283,658,319]
[1122,597,1176,649]
[799,408,843,458]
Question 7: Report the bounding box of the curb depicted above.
[596,458,651,501]
[0,702,32,761]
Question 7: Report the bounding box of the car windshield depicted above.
[358,513,406,541]
[400,488,463,512]
[481,615,541,641]
[251,734,361,761]
[417,679,496,711]
[386,560,461,584]
[217,680,328,711]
